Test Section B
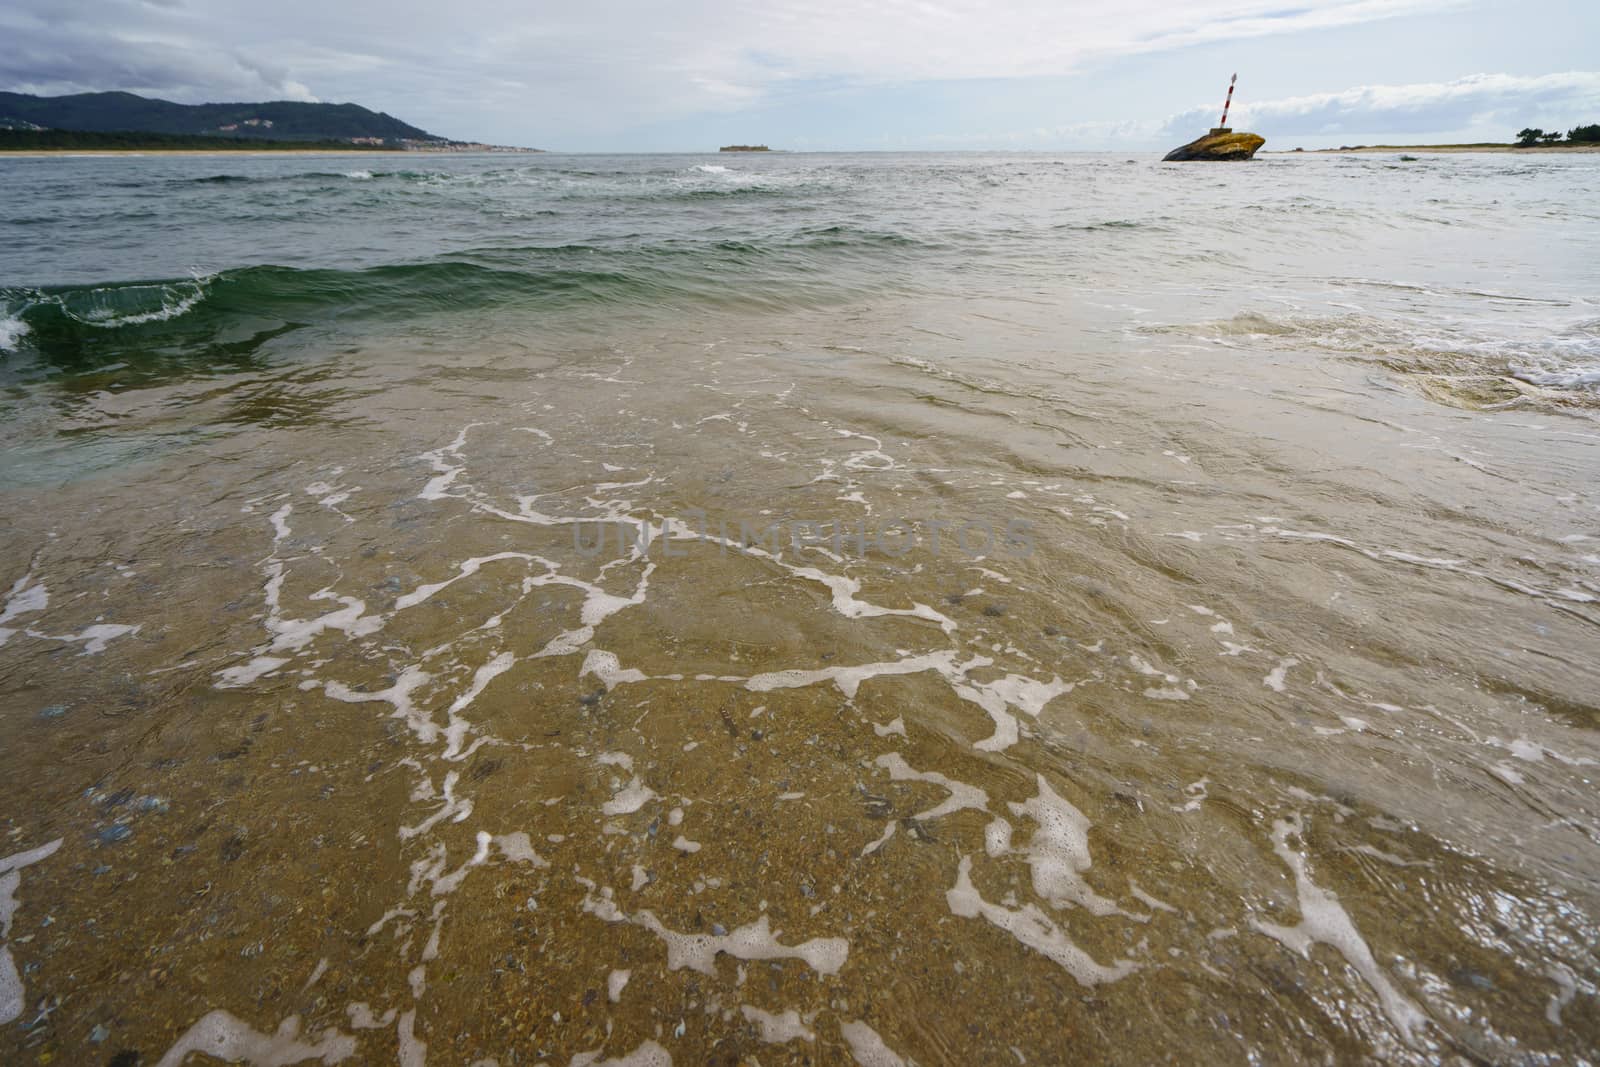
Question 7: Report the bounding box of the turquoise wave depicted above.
[0,223,933,371]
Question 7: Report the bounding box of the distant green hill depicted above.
[0,90,442,144]
[0,128,394,152]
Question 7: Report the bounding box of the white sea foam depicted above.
[218,654,289,686]
[746,650,969,701]
[408,837,489,901]
[571,1039,672,1067]
[1172,777,1209,813]
[1545,963,1577,1025]
[1128,881,1178,914]
[153,1010,356,1067]
[1251,815,1428,1046]
[397,1010,425,1067]
[528,563,657,660]
[1196,309,1600,396]
[780,563,954,633]
[0,579,128,655]
[741,1004,816,1043]
[0,838,63,1025]
[0,575,47,649]
[22,621,139,655]
[324,665,435,743]
[581,649,652,690]
[399,772,473,841]
[744,650,1062,752]
[1009,775,1121,916]
[492,832,548,867]
[441,651,514,759]
[954,673,1072,751]
[839,1020,909,1067]
[1264,658,1299,693]
[1511,362,1600,389]
[947,857,1136,986]
[581,887,848,976]
[216,534,386,688]
[412,426,963,649]
[602,777,658,816]
[860,821,896,857]
[874,753,989,821]
[73,278,212,328]
[984,817,1012,857]
[396,552,548,610]
[0,313,27,353]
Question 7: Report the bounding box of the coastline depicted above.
[0,148,415,157]
[0,148,539,157]
[1281,143,1600,154]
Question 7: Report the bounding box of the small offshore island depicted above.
[719,144,771,152]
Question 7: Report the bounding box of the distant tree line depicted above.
[0,128,391,151]
[1516,125,1600,146]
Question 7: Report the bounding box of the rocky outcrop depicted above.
[1163,128,1264,162]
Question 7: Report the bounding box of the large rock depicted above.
[1163,128,1265,161]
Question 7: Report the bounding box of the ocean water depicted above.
[0,150,1597,1064]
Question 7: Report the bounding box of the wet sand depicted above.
[2,151,1597,1066]
[3,299,1598,1064]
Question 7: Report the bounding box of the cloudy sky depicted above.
[2,0,1597,150]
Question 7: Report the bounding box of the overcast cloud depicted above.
[1,0,1597,149]
[1161,72,1600,141]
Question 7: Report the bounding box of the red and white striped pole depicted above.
[1218,73,1237,130]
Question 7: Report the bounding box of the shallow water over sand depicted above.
[1,152,1597,1064]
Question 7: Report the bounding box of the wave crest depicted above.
[1158,311,1600,400]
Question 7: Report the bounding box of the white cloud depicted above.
[5,1,1594,148]
[878,71,1600,150]
[1161,71,1600,140]
[1,0,1464,140]
[0,8,326,104]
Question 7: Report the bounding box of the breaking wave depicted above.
[0,221,933,366]
[1160,311,1600,399]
